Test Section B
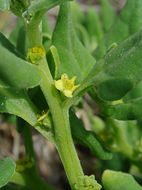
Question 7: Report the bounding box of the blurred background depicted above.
[0,1,127,189]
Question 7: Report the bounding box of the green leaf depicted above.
[102,79,142,120]
[102,97,142,120]
[0,0,10,11]
[71,1,84,25]
[85,7,103,43]
[9,19,29,55]
[0,88,38,125]
[0,158,16,188]
[80,29,142,102]
[0,33,41,89]
[42,14,52,51]
[52,3,95,82]
[42,14,52,36]
[70,110,112,160]
[94,0,142,60]
[47,45,61,79]
[74,24,91,52]
[102,170,142,190]
[99,0,116,32]
[123,81,142,102]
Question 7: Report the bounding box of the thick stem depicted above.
[37,58,84,189]
[26,20,84,189]
[26,15,42,47]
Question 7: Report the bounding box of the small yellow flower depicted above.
[27,45,46,64]
[55,74,80,98]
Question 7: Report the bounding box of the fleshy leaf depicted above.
[94,0,142,60]
[0,33,41,89]
[0,87,38,125]
[0,158,16,188]
[71,1,84,25]
[46,45,60,79]
[102,170,142,190]
[52,3,95,83]
[80,29,142,102]
[85,6,103,43]
[64,29,142,108]
[99,0,116,32]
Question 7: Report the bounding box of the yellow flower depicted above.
[27,45,46,64]
[55,74,80,98]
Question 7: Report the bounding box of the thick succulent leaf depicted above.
[94,0,142,60]
[42,14,52,36]
[0,0,10,11]
[102,170,142,190]
[0,87,38,125]
[85,7,103,44]
[70,110,112,160]
[71,1,84,25]
[42,14,52,51]
[52,3,95,82]
[0,158,16,188]
[70,2,91,50]
[99,0,116,32]
[100,0,116,32]
[79,29,142,102]
[0,33,41,89]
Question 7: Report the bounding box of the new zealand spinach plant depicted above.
[1,0,142,189]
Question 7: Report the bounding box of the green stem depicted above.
[22,121,37,172]
[26,13,43,47]
[26,20,84,190]
[37,58,84,189]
